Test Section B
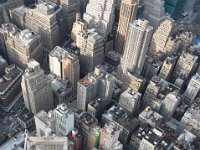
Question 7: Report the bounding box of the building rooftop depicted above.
[1,23,40,46]
[51,78,72,94]
[75,110,97,126]
[139,106,163,127]
[0,64,23,94]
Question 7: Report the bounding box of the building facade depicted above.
[115,0,138,54]
[21,60,53,114]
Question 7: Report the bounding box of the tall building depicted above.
[77,65,115,110]
[11,3,64,62]
[49,46,80,96]
[115,0,138,54]
[143,0,166,31]
[60,0,80,34]
[172,51,198,82]
[25,136,68,150]
[21,60,53,114]
[149,18,174,56]
[184,73,200,104]
[83,0,115,38]
[0,0,23,25]
[164,0,187,20]
[1,23,43,69]
[159,92,180,121]
[99,122,122,150]
[119,19,153,80]
[76,29,104,75]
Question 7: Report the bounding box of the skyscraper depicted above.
[49,46,80,96]
[115,0,138,54]
[60,0,80,34]
[119,19,153,81]
[143,0,166,31]
[21,60,53,114]
[77,65,115,110]
[184,73,200,104]
[76,29,104,75]
[1,23,43,69]
[83,0,115,38]
[149,18,174,56]
[164,0,187,20]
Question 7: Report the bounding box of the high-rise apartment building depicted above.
[83,0,115,38]
[184,73,200,104]
[149,18,174,56]
[77,65,115,110]
[49,46,80,96]
[60,0,80,33]
[159,92,180,121]
[143,0,166,31]
[1,23,43,69]
[172,51,198,81]
[0,0,23,25]
[21,60,53,114]
[99,122,122,150]
[119,19,153,80]
[76,29,104,75]
[115,0,138,54]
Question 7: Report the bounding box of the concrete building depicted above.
[25,136,68,150]
[159,92,180,121]
[119,19,153,80]
[21,60,53,114]
[119,88,141,115]
[49,46,80,96]
[149,18,174,56]
[115,0,138,54]
[158,55,177,81]
[99,122,122,150]
[179,99,200,137]
[76,29,104,75]
[172,51,198,82]
[77,65,115,110]
[143,0,166,31]
[1,23,43,69]
[60,0,80,34]
[163,37,181,54]
[0,0,23,25]
[184,73,200,104]
[0,64,23,112]
[139,106,163,127]
[11,3,63,62]
[83,0,115,38]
